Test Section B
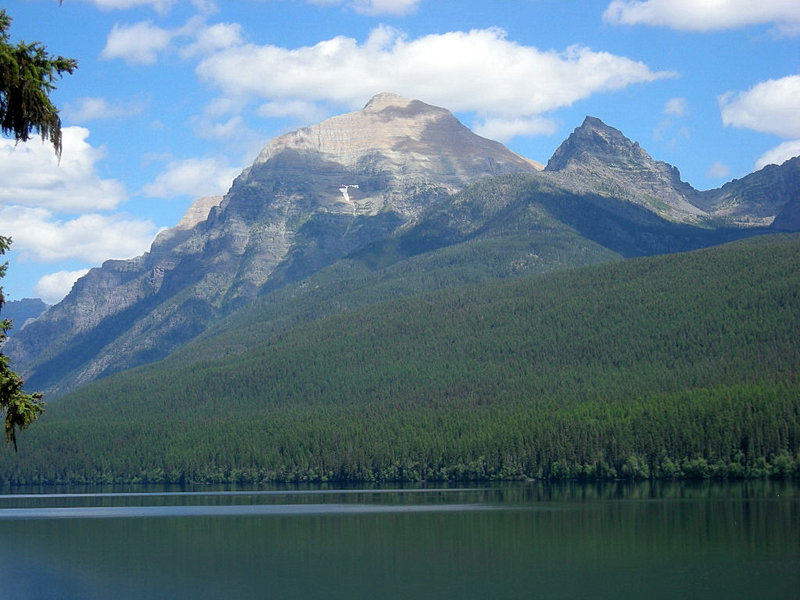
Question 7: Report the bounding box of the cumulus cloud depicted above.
[179,21,244,58]
[719,75,800,138]
[719,75,800,170]
[0,205,156,264]
[0,127,127,213]
[34,270,91,305]
[308,0,421,16]
[65,96,145,122]
[102,20,173,65]
[257,100,330,123]
[82,0,177,13]
[196,26,672,141]
[473,116,558,143]
[755,140,800,169]
[142,157,241,199]
[102,17,244,65]
[603,0,800,33]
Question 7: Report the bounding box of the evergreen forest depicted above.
[1,234,798,485]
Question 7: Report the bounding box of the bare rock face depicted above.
[544,117,706,223]
[545,117,799,228]
[243,91,540,218]
[7,93,540,396]
[697,156,800,227]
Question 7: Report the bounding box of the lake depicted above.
[0,481,797,599]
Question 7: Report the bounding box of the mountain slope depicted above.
[6,99,799,398]
[3,234,798,484]
[6,93,541,396]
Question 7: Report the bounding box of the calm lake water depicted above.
[0,481,797,600]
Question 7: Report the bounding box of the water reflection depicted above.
[0,481,797,600]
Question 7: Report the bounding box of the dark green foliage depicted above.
[1,235,798,483]
[0,9,76,156]
[0,236,44,450]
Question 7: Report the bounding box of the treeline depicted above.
[1,234,798,484]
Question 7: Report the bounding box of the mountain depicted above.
[543,116,706,224]
[6,93,541,395]
[697,156,800,227]
[0,298,48,336]
[3,234,797,484]
[543,116,799,229]
[6,94,799,397]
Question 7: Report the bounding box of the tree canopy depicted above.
[0,7,74,448]
[0,237,44,450]
[0,8,77,157]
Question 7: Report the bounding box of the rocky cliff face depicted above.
[544,117,799,228]
[6,93,541,395]
[543,117,706,223]
[697,156,800,227]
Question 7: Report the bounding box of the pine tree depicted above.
[0,8,76,157]
[0,236,44,450]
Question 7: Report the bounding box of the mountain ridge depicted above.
[6,93,799,397]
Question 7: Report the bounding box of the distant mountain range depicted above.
[0,298,48,336]
[6,92,799,398]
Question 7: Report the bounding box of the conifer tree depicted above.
[0,8,76,157]
[0,8,72,446]
[0,236,44,450]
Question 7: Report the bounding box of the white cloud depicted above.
[102,20,173,65]
[191,0,219,14]
[0,205,156,264]
[0,127,127,213]
[706,161,731,178]
[473,116,558,143]
[102,17,245,65]
[603,0,800,33]
[663,97,688,117]
[142,157,241,199]
[308,0,421,16]
[65,96,145,122]
[719,75,800,138]
[83,0,177,13]
[350,0,421,16]
[196,27,672,140]
[257,100,330,123]
[192,115,248,140]
[755,140,800,169]
[34,270,91,305]
[179,21,244,58]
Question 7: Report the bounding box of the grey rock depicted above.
[6,93,540,396]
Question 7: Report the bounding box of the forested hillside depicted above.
[1,234,798,485]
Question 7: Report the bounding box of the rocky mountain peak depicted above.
[545,116,649,172]
[240,92,540,224]
[252,92,537,180]
[363,91,415,112]
[152,195,224,251]
[542,116,704,222]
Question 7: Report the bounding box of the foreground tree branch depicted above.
[0,8,77,157]
[0,237,44,450]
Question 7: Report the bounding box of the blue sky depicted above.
[1,0,798,304]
